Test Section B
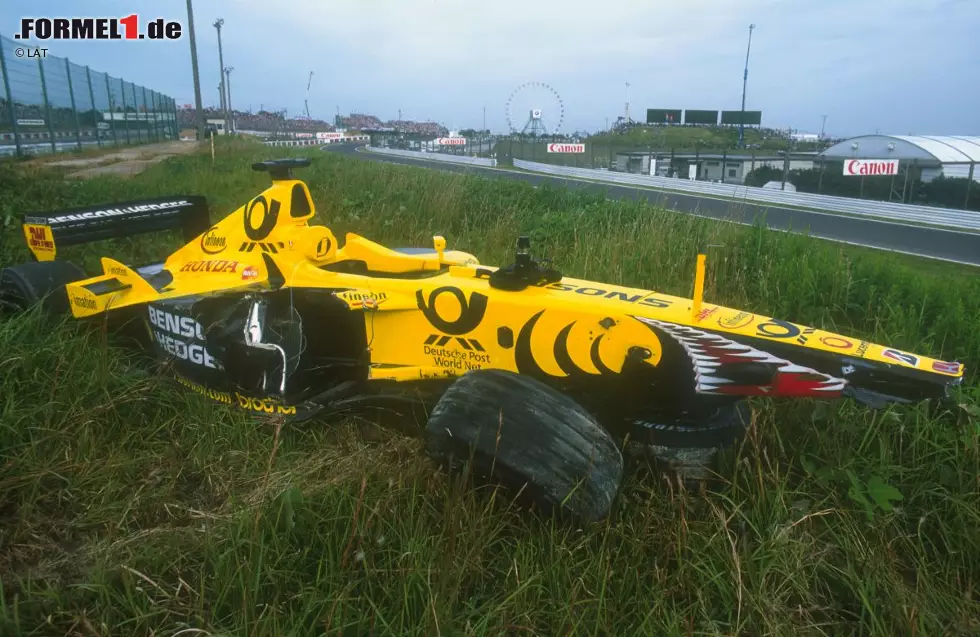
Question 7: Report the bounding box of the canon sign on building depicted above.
[547,143,585,154]
[843,159,900,176]
[437,137,466,146]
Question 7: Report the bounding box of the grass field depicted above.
[1,138,978,636]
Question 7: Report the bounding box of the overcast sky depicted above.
[3,0,977,136]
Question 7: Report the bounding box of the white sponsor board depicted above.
[546,143,585,153]
[316,132,344,140]
[844,158,900,176]
[649,158,657,176]
[295,132,314,139]
[17,119,45,126]
[688,164,698,180]
[437,137,466,145]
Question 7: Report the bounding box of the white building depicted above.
[819,135,980,182]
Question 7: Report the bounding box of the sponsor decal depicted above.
[243,196,280,241]
[147,306,217,369]
[70,294,96,310]
[417,287,488,335]
[175,375,233,404]
[174,376,297,415]
[152,330,216,368]
[695,307,718,322]
[337,291,388,308]
[797,326,817,345]
[882,348,919,368]
[820,336,854,349]
[200,226,226,255]
[236,392,297,415]
[241,266,259,281]
[718,311,753,330]
[425,344,492,370]
[315,236,332,259]
[547,143,586,153]
[107,265,128,277]
[238,240,285,254]
[755,319,802,339]
[844,159,899,177]
[931,360,962,374]
[542,281,673,309]
[855,341,870,357]
[45,199,191,225]
[179,259,239,273]
[25,225,55,251]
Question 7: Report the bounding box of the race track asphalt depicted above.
[324,144,980,267]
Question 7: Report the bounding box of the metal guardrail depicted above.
[366,145,497,167]
[514,159,980,231]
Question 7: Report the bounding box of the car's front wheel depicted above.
[425,369,624,522]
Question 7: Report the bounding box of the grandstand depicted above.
[176,107,448,138]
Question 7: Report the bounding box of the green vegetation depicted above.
[1,138,978,635]
[586,125,827,153]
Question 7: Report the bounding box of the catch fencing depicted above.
[0,34,178,157]
[513,159,980,232]
[366,146,497,167]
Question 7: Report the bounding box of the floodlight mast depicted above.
[737,23,756,149]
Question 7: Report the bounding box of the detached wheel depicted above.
[0,261,86,316]
[426,369,623,523]
[627,400,751,482]
[629,399,751,448]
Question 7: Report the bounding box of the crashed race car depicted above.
[1,158,965,520]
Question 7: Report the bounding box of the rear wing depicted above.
[21,196,210,262]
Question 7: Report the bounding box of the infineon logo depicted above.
[547,143,585,154]
[843,159,899,176]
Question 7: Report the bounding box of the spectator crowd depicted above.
[176,106,446,137]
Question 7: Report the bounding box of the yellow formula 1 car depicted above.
[1,158,965,520]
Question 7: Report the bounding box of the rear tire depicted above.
[426,369,623,522]
[0,261,86,316]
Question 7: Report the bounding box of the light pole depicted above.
[738,23,755,149]
[224,67,234,133]
[213,18,228,133]
[185,0,205,140]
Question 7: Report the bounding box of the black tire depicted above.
[628,399,752,449]
[426,369,623,522]
[0,261,86,316]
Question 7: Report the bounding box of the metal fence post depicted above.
[0,37,22,156]
[965,163,975,210]
[172,97,178,139]
[130,82,139,142]
[142,86,153,142]
[119,79,131,144]
[37,56,57,153]
[85,66,102,148]
[65,57,82,150]
[105,74,118,147]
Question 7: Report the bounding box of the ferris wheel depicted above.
[505,82,564,135]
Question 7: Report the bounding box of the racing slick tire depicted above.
[425,369,623,523]
[0,261,86,316]
[628,399,752,449]
[626,400,752,483]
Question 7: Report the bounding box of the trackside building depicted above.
[818,135,980,183]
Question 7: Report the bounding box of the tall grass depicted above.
[0,139,977,635]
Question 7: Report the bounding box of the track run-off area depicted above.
[325,144,980,267]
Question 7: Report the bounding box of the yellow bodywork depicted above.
[59,175,964,383]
